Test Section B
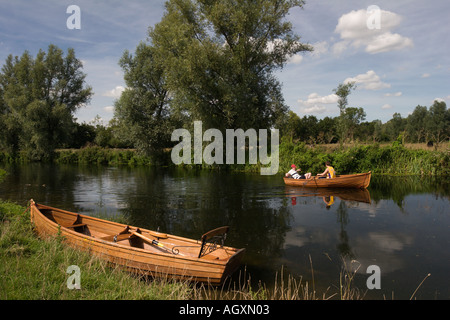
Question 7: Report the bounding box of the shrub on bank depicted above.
[279,141,449,176]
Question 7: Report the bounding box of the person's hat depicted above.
[291,164,296,168]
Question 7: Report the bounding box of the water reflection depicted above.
[0,164,449,299]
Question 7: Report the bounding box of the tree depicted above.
[384,112,406,142]
[333,82,357,143]
[406,105,428,143]
[114,42,177,162]
[341,107,366,142]
[0,55,23,155]
[0,45,92,160]
[149,0,312,132]
[281,110,301,142]
[426,100,449,148]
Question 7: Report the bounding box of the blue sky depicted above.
[1,0,449,124]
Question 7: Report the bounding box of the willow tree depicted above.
[149,0,312,132]
[0,45,92,160]
[114,43,178,163]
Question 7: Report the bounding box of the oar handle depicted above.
[131,231,184,256]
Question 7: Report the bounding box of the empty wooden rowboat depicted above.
[29,200,245,285]
[284,171,371,189]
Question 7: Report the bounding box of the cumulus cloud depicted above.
[334,8,413,54]
[344,70,390,90]
[384,92,402,97]
[103,85,125,98]
[288,54,303,64]
[298,93,339,114]
[103,106,115,113]
[381,104,393,109]
[310,41,329,58]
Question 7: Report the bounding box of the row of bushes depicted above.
[54,147,152,166]
[0,147,152,166]
[279,141,449,176]
[1,142,448,175]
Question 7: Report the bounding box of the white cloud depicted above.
[301,105,327,114]
[298,93,339,114]
[421,73,431,78]
[288,54,303,64]
[310,41,329,58]
[103,106,115,113]
[381,104,393,109]
[332,40,348,55]
[102,86,125,98]
[334,9,413,54]
[344,70,390,90]
[298,92,339,105]
[384,92,402,97]
[365,32,413,54]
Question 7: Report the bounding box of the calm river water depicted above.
[1,163,449,299]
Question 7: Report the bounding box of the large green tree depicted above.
[426,100,449,147]
[149,0,312,132]
[114,42,178,162]
[333,82,357,143]
[0,45,92,160]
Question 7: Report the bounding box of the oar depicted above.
[131,230,184,256]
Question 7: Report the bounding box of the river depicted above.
[0,163,449,299]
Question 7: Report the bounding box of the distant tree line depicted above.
[281,99,449,148]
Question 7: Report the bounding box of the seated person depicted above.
[317,161,336,179]
[285,164,312,179]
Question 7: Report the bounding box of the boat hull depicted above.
[30,201,245,285]
[283,171,371,189]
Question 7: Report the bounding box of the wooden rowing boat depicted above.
[29,200,245,285]
[283,171,371,189]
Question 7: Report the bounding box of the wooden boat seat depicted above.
[98,226,143,249]
[99,233,133,242]
[64,223,87,229]
[198,226,229,258]
[58,214,88,234]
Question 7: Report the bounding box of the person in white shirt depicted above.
[285,164,311,179]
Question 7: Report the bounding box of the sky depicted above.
[0,0,449,124]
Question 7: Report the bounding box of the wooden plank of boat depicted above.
[29,200,245,285]
[283,171,371,189]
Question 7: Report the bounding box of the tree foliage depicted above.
[148,0,312,132]
[114,43,177,162]
[0,45,92,160]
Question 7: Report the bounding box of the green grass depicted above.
[0,200,192,300]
